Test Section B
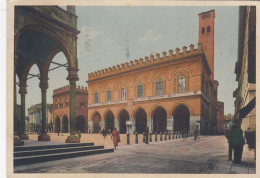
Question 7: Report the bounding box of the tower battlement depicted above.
[53,85,88,95]
[88,44,203,81]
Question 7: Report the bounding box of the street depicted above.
[14,135,255,173]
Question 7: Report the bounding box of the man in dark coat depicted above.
[225,130,232,160]
[230,123,245,163]
[145,127,149,144]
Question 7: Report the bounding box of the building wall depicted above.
[234,6,256,132]
[87,10,222,134]
[53,85,88,133]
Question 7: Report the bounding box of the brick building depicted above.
[53,85,88,133]
[87,10,224,134]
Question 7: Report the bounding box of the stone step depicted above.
[14,148,114,166]
[14,142,94,152]
[14,145,104,157]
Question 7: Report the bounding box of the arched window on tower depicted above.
[156,78,163,95]
[137,83,143,98]
[207,26,210,32]
[178,74,186,93]
[201,27,205,34]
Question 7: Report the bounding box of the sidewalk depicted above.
[210,144,256,174]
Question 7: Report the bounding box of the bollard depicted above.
[178,131,181,139]
[127,133,130,145]
[160,132,163,141]
[149,133,152,142]
[172,132,174,139]
[155,132,157,142]
[143,132,145,143]
[135,132,138,144]
[165,132,167,140]
[169,132,171,140]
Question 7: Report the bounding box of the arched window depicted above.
[178,74,186,93]
[121,87,126,100]
[156,78,163,95]
[137,83,143,98]
[201,27,205,34]
[207,26,210,32]
[94,92,98,103]
[107,89,111,101]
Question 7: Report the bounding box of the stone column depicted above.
[100,119,105,130]
[167,116,174,132]
[19,84,29,140]
[88,120,93,133]
[38,78,50,141]
[14,58,24,145]
[130,118,135,134]
[115,118,120,132]
[66,68,79,143]
[147,117,152,130]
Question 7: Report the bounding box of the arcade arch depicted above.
[173,105,190,131]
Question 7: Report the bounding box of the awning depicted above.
[239,97,256,119]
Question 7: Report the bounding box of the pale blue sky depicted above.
[17,6,239,115]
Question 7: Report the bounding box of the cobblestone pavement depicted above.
[14,136,255,174]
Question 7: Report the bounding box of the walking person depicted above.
[230,123,245,164]
[225,129,232,160]
[145,127,149,144]
[57,126,60,136]
[194,128,198,141]
[112,128,120,150]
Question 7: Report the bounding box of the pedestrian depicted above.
[225,129,232,160]
[194,128,198,141]
[145,127,149,144]
[57,126,60,136]
[230,123,245,164]
[77,130,81,138]
[112,128,120,149]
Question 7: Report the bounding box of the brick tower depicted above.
[198,10,215,81]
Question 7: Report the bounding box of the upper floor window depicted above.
[80,101,85,107]
[65,101,69,107]
[121,87,126,100]
[94,92,98,103]
[178,74,186,93]
[55,104,58,109]
[137,83,143,98]
[207,26,210,32]
[201,27,205,34]
[59,103,63,108]
[156,78,163,95]
[107,90,111,101]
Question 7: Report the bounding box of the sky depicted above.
[16,6,239,115]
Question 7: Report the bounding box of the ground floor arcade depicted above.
[88,97,203,134]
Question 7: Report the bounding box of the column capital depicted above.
[39,77,49,91]
[67,67,79,85]
[18,84,27,95]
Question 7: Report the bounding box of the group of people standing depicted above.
[225,122,245,164]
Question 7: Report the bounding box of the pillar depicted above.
[167,116,174,132]
[147,117,152,130]
[14,58,24,146]
[88,120,93,133]
[66,68,80,143]
[38,77,50,141]
[130,118,135,134]
[115,118,120,132]
[19,83,29,140]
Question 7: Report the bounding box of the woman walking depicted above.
[112,128,120,150]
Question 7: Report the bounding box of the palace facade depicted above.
[53,85,88,133]
[87,10,224,134]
